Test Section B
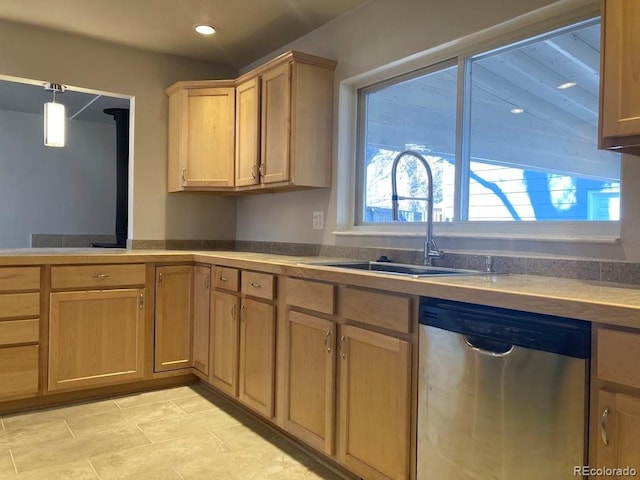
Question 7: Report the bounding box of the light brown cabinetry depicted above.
[154,265,193,372]
[599,0,640,151]
[193,266,211,376]
[235,77,260,187]
[209,290,239,395]
[0,266,40,399]
[591,326,640,475]
[166,81,236,191]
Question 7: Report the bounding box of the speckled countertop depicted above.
[1,248,639,328]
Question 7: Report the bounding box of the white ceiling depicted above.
[0,0,369,68]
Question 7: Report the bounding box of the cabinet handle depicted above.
[601,408,610,446]
[220,276,228,282]
[231,303,236,319]
[158,272,163,287]
[251,165,257,180]
[258,163,264,177]
[250,282,261,289]
[94,274,109,279]
[182,167,186,182]
[204,274,210,289]
[138,293,144,309]
[324,331,332,352]
[339,335,346,359]
[240,304,245,322]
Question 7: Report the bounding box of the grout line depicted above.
[63,419,75,438]
[111,398,123,410]
[87,458,102,480]
[136,424,155,445]
[0,416,4,432]
[9,449,17,475]
[172,466,185,479]
[169,400,189,415]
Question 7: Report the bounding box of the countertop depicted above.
[1,248,639,328]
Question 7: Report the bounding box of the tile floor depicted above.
[0,384,346,480]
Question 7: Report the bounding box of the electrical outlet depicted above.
[312,211,324,230]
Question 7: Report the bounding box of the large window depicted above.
[357,18,620,225]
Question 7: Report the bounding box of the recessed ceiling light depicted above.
[510,108,525,114]
[557,82,577,90]
[195,24,216,35]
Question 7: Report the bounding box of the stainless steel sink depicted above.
[303,261,487,277]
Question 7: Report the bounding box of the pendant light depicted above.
[44,83,66,147]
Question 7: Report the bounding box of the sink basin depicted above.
[304,261,487,277]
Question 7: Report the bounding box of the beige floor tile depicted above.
[138,408,242,443]
[0,421,73,450]
[2,399,120,430]
[11,424,150,474]
[170,394,217,414]
[0,459,98,480]
[89,431,227,480]
[209,422,286,452]
[112,386,199,409]
[66,401,185,436]
[0,451,15,477]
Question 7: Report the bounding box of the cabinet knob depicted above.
[158,272,163,287]
[240,304,246,322]
[251,165,257,180]
[94,274,109,279]
[339,335,346,359]
[204,274,210,289]
[220,276,228,282]
[250,282,261,289]
[324,331,332,353]
[601,407,610,446]
[182,167,186,182]
[138,293,144,309]
[231,303,236,319]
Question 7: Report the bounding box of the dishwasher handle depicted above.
[463,334,515,357]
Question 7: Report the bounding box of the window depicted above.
[356,18,620,226]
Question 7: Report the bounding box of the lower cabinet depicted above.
[338,324,411,480]
[238,297,276,418]
[48,289,145,391]
[209,290,239,395]
[0,345,39,397]
[193,266,211,376]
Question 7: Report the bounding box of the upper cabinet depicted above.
[166,81,236,192]
[599,0,640,151]
[166,51,336,193]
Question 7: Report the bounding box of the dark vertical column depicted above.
[103,108,129,247]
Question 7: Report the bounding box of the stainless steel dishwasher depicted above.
[418,298,590,480]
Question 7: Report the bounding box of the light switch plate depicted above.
[312,211,324,230]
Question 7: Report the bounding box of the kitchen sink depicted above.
[303,261,488,277]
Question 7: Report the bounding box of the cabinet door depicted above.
[155,266,193,372]
[235,78,260,187]
[238,297,276,418]
[183,87,235,187]
[283,311,335,454]
[338,325,411,480]
[600,0,640,146]
[260,62,291,184]
[209,291,239,396]
[595,390,640,477]
[193,266,211,376]
[49,289,144,391]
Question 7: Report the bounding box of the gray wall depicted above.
[0,109,117,248]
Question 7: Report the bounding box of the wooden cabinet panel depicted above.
[241,271,275,300]
[193,266,211,376]
[0,319,39,346]
[0,293,39,319]
[213,267,239,291]
[49,289,144,391]
[51,264,145,290]
[284,311,335,454]
[238,298,276,418]
[597,328,640,388]
[338,325,411,480]
[154,266,193,372]
[0,267,40,292]
[209,291,239,396]
[341,287,411,334]
[0,345,39,397]
[285,278,335,315]
[235,77,260,187]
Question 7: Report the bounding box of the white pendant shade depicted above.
[44,102,65,147]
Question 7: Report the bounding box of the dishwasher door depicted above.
[418,319,589,480]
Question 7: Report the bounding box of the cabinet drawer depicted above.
[0,319,39,346]
[51,264,146,290]
[0,293,39,319]
[285,278,335,315]
[0,267,40,292]
[213,267,239,291]
[341,287,411,334]
[0,345,39,397]
[241,271,275,300]
[597,328,640,387]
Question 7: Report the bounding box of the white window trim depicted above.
[333,0,620,245]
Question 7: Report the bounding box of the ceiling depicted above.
[0,0,369,68]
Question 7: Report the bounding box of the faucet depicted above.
[390,150,444,266]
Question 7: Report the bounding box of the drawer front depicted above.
[341,287,411,334]
[213,267,240,291]
[285,278,335,315]
[0,319,39,346]
[241,271,275,300]
[0,267,40,292]
[0,345,39,397]
[597,328,640,387]
[0,293,39,319]
[51,264,146,290]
